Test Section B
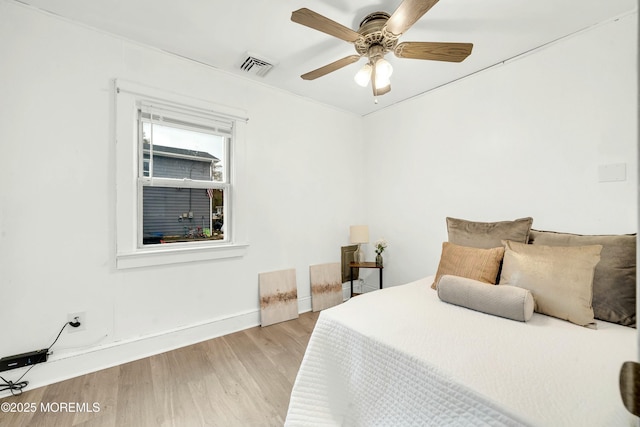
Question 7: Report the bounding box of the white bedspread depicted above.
[285,276,637,426]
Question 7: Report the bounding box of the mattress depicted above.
[285,276,637,426]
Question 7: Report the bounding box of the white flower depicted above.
[375,239,388,254]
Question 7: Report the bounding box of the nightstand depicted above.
[349,262,383,297]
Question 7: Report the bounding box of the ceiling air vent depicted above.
[239,52,276,77]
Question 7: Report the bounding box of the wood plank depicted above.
[203,332,282,425]
[244,325,304,383]
[28,375,86,427]
[115,359,158,426]
[72,366,119,426]
[149,350,205,427]
[222,330,291,422]
[281,310,319,347]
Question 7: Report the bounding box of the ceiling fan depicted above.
[291,0,473,97]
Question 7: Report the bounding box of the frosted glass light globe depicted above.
[375,58,393,79]
[354,63,372,87]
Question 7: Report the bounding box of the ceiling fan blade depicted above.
[376,84,391,96]
[291,8,362,43]
[394,42,473,62]
[301,55,361,80]
[385,0,439,36]
[371,66,391,96]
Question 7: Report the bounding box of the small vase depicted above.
[376,254,383,267]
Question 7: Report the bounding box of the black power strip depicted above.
[0,349,48,372]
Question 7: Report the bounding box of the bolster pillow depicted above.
[437,275,534,322]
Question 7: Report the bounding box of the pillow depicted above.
[499,240,602,328]
[431,242,504,290]
[447,217,533,249]
[529,229,636,327]
[437,275,534,322]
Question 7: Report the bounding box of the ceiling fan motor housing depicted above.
[354,12,398,58]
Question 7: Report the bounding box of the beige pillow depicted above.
[529,229,636,327]
[431,242,505,290]
[447,217,533,249]
[499,240,602,328]
[437,275,534,322]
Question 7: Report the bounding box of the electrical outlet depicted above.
[67,312,86,333]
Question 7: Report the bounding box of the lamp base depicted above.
[354,244,366,263]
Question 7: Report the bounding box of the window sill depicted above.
[116,243,249,269]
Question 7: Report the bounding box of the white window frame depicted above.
[114,79,248,269]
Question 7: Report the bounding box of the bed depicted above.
[285,218,637,426]
[285,276,636,426]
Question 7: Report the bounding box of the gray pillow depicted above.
[447,217,533,249]
[437,275,534,322]
[529,230,636,327]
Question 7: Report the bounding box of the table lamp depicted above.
[350,225,369,263]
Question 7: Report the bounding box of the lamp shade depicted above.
[349,225,369,244]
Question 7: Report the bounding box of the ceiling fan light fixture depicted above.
[375,58,393,80]
[354,63,372,87]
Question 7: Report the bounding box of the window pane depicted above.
[142,186,225,245]
[141,122,226,182]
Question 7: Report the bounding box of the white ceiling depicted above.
[15,0,637,116]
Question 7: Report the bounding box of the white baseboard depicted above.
[0,301,312,399]
[362,282,379,293]
[298,296,312,313]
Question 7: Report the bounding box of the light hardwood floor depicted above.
[0,311,320,427]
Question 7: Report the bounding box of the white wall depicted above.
[362,13,638,287]
[0,1,363,391]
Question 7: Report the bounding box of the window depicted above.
[138,106,230,246]
[115,80,248,268]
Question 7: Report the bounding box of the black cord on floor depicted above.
[0,365,34,396]
[0,321,72,396]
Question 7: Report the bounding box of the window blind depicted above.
[138,101,234,136]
